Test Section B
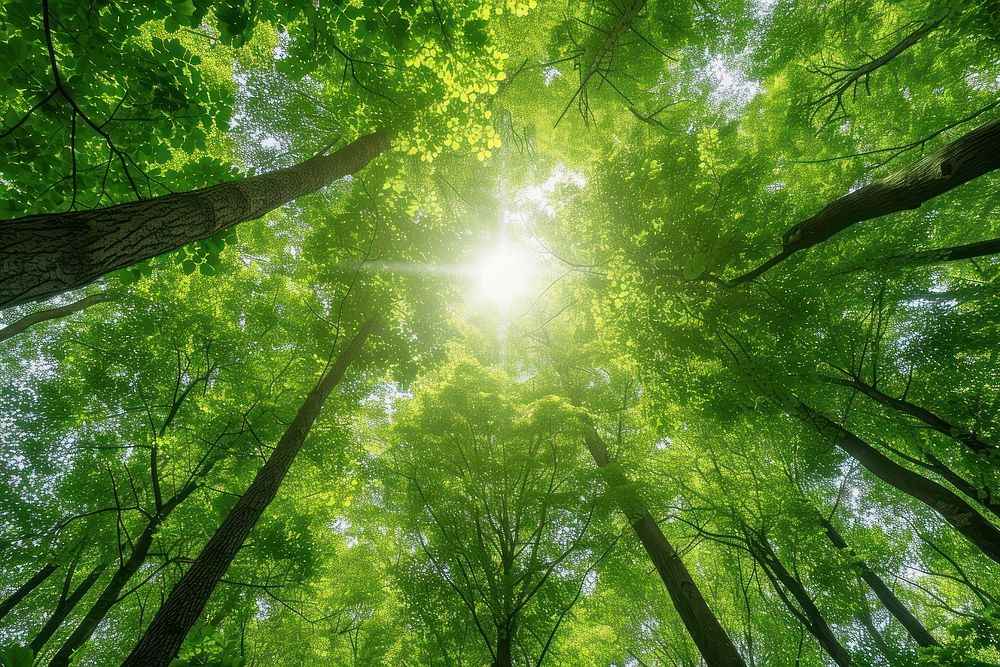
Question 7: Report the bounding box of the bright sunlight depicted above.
[473,240,537,310]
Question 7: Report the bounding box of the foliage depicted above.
[1,0,999,664]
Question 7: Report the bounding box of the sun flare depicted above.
[474,242,535,309]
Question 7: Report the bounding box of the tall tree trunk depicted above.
[582,423,747,667]
[823,375,995,456]
[29,562,107,655]
[0,131,389,309]
[744,530,853,667]
[0,562,58,623]
[0,293,113,343]
[725,117,1000,285]
[122,317,379,667]
[48,481,197,667]
[818,515,938,647]
[797,401,1000,565]
[493,628,513,667]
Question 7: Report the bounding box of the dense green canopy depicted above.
[1,0,999,665]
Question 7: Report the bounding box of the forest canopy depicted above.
[1,0,999,665]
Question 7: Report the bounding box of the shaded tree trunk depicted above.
[0,562,58,623]
[797,401,1000,565]
[823,375,995,456]
[0,131,389,309]
[582,423,747,667]
[0,293,113,342]
[818,515,938,647]
[30,562,107,654]
[918,452,1000,520]
[744,529,853,667]
[48,481,201,667]
[881,443,1000,521]
[122,317,379,667]
[880,237,1000,270]
[725,117,1000,284]
[493,628,513,667]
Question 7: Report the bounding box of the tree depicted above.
[122,316,379,666]
[3,0,1000,664]
[384,357,608,667]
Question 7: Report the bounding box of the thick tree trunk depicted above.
[122,317,379,667]
[0,131,389,309]
[798,401,1000,565]
[0,562,58,622]
[582,424,747,667]
[745,531,853,667]
[818,515,938,647]
[29,562,107,654]
[0,293,112,342]
[823,375,995,456]
[493,629,513,667]
[726,117,1000,284]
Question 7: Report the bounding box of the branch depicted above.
[43,0,142,198]
[717,116,1000,285]
[807,19,940,129]
[0,292,114,343]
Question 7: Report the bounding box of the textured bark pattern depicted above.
[801,403,1000,565]
[30,562,107,654]
[0,562,58,622]
[783,117,1000,250]
[729,117,1000,284]
[583,425,747,667]
[122,317,378,667]
[0,293,112,342]
[493,632,513,667]
[0,131,389,309]
[819,516,938,647]
[746,532,853,667]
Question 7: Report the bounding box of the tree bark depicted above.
[823,375,995,456]
[0,131,389,309]
[798,401,1000,565]
[882,237,1000,269]
[725,117,1000,284]
[29,562,107,654]
[818,515,938,647]
[918,452,1000,520]
[0,293,113,343]
[122,317,379,667]
[744,530,853,667]
[493,629,513,667]
[582,423,747,667]
[0,562,58,623]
